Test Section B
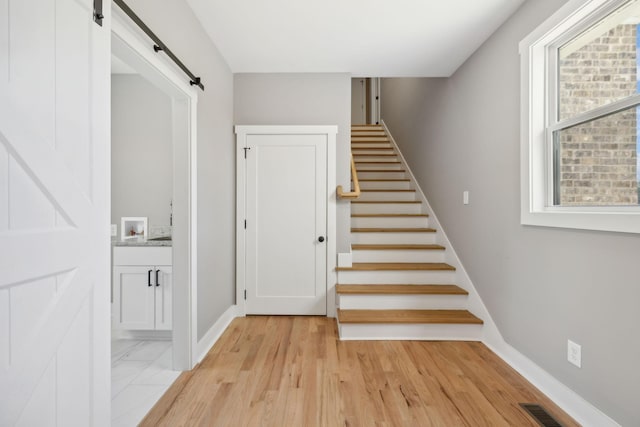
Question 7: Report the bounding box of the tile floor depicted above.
[111,339,180,427]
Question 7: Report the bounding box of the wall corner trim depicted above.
[196,305,240,363]
[337,251,353,268]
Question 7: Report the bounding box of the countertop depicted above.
[112,236,172,247]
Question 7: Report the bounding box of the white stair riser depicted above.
[337,323,482,341]
[337,270,455,284]
[352,143,393,149]
[351,249,445,263]
[352,149,396,155]
[351,203,422,215]
[338,294,468,310]
[358,191,416,202]
[351,131,386,136]
[353,156,399,163]
[356,171,407,180]
[351,137,389,142]
[358,180,411,190]
[352,216,428,228]
[356,163,403,170]
[351,232,436,245]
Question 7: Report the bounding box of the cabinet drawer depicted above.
[113,246,172,266]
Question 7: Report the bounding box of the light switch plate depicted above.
[463,191,469,205]
[568,339,581,368]
[111,224,117,237]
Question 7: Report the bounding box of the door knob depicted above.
[318,236,325,243]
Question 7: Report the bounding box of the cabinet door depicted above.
[112,266,155,330]
[154,266,172,330]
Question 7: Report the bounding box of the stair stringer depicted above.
[379,121,622,427]
[378,120,503,346]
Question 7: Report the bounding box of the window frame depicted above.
[520,0,640,233]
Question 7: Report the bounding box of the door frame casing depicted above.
[111,8,199,370]
[235,125,337,317]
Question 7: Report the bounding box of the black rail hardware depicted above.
[113,0,205,91]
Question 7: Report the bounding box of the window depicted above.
[520,0,640,233]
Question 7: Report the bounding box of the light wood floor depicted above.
[142,316,578,427]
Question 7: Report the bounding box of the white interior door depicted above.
[245,134,327,315]
[0,0,110,425]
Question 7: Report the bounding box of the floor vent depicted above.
[519,403,564,427]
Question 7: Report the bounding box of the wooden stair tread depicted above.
[351,200,420,204]
[336,284,468,295]
[337,309,483,325]
[351,146,395,150]
[355,160,401,165]
[351,227,436,233]
[352,244,445,250]
[353,153,397,157]
[351,141,390,144]
[351,213,427,217]
[357,179,410,182]
[360,189,415,192]
[336,262,455,271]
[356,169,406,173]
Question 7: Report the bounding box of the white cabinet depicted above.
[112,247,172,330]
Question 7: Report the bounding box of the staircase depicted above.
[336,124,484,340]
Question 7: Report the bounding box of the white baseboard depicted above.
[484,338,620,427]
[196,304,240,363]
[111,329,172,341]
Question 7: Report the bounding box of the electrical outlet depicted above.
[567,340,581,368]
[111,224,117,237]
[463,191,469,205]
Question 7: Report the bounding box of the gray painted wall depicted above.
[381,1,639,425]
[234,73,352,253]
[126,0,235,341]
[111,75,172,230]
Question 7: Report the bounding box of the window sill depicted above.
[521,209,640,234]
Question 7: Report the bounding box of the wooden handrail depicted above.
[337,155,361,199]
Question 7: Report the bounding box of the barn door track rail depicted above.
[108,0,205,91]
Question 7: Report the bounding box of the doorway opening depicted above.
[110,8,198,423]
[351,78,380,125]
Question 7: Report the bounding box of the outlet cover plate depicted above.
[567,339,581,368]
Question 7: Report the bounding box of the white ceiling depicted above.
[186,0,525,77]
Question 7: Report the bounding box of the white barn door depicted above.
[0,0,110,425]
[244,133,327,315]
